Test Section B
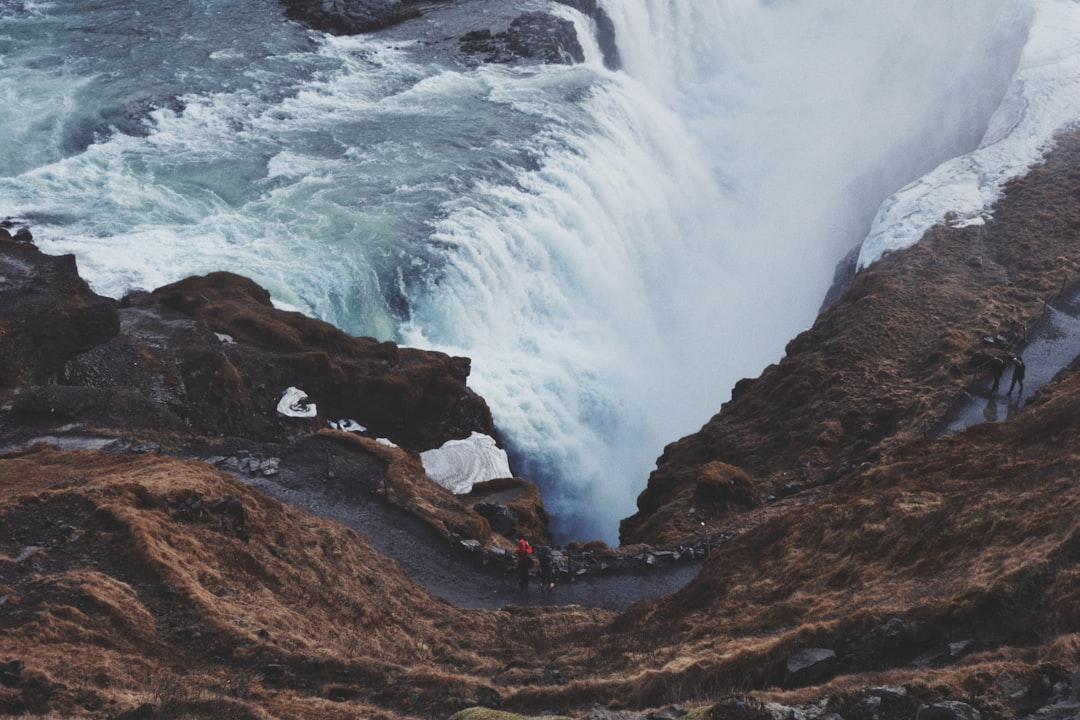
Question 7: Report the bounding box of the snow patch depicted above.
[420,432,513,495]
[859,0,1080,268]
[276,387,317,418]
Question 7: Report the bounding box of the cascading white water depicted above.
[2,0,1074,544]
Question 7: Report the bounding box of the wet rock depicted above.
[784,647,837,687]
[475,684,500,708]
[863,617,907,649]
[460,12,584,65]
[142,272,496,450]
[473,501,518,537]
[949,639,976,658]
[0,219,32,243]
[460,538,481,552]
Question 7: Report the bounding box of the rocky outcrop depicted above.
[3,262,496,450]
[459,12,584,66]
[0,233,119,389]
[127,271,497,450]
[463,477,552,544]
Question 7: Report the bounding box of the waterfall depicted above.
[0,0,1064,544]
[452,0,1030,541]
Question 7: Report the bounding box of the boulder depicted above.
[693,461,759,509]
[783,647,837,687]
[473,502,518,538]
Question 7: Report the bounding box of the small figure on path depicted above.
[538,545,555,591]
[515,537,533,590]
[988,353,1006,393]
[1007,353,1025,396]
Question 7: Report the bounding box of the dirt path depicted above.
[228,454,702,612]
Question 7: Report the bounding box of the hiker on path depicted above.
[515,538,533,590]
[988,353,1006,393]
[538,545,555,591]
[1007,353,1026,395]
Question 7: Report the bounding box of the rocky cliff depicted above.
[621,129,1080,548]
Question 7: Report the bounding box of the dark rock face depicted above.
[0,236,119,388]
[0,241,496,454]
[280,0,430,35]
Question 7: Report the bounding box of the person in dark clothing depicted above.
[515,538,533,589]
[1007,353,1026,395]
[988,353,1006,393]
[537,545,555,591]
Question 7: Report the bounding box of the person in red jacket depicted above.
[515,538,533,589]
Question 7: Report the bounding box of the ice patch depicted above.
[420,432,513,495]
